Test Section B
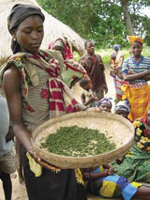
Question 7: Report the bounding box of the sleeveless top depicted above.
[0,50,79,133]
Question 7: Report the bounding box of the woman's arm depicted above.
[2,65,39,160]
[143,74,150,81]
[103,163,114,175]
[82,169,109,181]
[123,70,150,81]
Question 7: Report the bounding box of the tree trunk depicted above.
[120,0,134,35]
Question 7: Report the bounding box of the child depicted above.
[79,79,98,107]
[82,164,150,200]
[110,53,117,77]
[122,35,150,121]
[96,97,112,113]
[79,40,108,100]
[110,45,124,73]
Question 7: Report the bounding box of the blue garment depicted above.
[0,96,12,156]
[86,167,140,200]
[122,56,150,83]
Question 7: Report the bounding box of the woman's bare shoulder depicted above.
[3,64,20,78]
[3,64,21,89]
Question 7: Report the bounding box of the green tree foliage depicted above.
[127,0,150,45]
[37,0,150,47]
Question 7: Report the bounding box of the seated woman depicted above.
[82,164,150,200]
[115,99,130,119]
[113,106,150,183]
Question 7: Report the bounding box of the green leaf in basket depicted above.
[41,126,116,157]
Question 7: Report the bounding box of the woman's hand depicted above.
[27,146,59,170]
[127,70,135,75]
[90,96,98,101]
[116,156,125,164]
[103,163,114,175]
[27,146,41,163]
[38,159,59,171]
[86,107,102,112]
[143,75,150,81]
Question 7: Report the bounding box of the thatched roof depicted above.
[0,0,85,65]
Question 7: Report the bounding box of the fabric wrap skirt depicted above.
[21,147,87,200]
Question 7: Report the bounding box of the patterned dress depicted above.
[1,50,86,200]
[122,56,150,121]
[113,118,150,183]
[83,166,141,200]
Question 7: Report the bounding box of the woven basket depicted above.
[31,111,134,169]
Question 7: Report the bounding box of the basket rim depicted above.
[31,111,134,168]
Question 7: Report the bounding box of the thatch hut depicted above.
[0,0,85,66]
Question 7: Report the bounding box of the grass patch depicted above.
[73,47,150,64]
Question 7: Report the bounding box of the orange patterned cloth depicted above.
[128,35,144,45]
[122,83,150,121]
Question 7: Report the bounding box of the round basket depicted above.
[31,111,134,169]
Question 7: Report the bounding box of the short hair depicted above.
[84,40,92,49]
[79,79,90,88]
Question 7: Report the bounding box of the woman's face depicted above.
[99,102,111,112]
[14,15,44,53]
[130,42,143,58]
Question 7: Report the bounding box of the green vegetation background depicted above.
[37,0,150,47]
[74,47,150,64]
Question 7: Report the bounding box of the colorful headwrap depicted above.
[49,37,73,60]
[116,100,130,113]
[7,4,45,34]
[128,36,144,45]
[53,39,64,50]
[113,44,120,51]
[97,97,112,109]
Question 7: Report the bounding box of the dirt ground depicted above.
[0,65,117,200]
